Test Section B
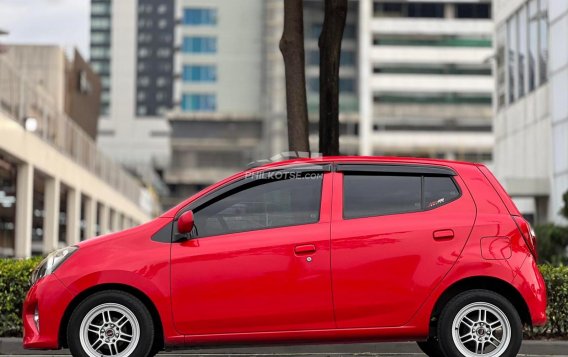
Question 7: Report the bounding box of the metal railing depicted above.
[0,55,141,204]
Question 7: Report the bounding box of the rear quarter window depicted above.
[423,176,461,209]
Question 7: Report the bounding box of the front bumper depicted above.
[23,274,74,350]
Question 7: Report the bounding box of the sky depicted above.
[0,0,90,58]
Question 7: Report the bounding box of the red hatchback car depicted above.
[23,157,546,357]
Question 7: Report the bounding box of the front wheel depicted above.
[437,289,522,357]
[67,290,155,357]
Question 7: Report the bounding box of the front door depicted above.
[171,169,334,335]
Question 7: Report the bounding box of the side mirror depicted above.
[177,210,195,235]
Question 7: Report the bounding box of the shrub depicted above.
[526,265,568,338]
[535,224,568,265]
[0,256,42,337]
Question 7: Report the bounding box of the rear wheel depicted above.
[437,290,522,357]
[67,290,154,357]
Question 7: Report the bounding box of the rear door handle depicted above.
[433,229,454,240]
[294,244,316,255]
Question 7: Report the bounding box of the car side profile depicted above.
[23,157,546,357]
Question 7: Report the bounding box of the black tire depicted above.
[417,338,445,356]
[437,289,522,357]
[67,290,155,357]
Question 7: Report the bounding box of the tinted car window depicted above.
[423,176,460,209]
[343,174,421,218]
[193,173,322,237]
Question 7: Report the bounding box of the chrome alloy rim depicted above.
[451,302,511,357]
[79,303,140,357]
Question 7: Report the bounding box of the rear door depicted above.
[330,164,476,328]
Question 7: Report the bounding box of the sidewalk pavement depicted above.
[1,338,567,356]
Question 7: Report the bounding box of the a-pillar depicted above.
[15,163,33,258]
[99,204,110,235]
[84,196,97,239]
[43,177,60,253]
[66,187,81,245]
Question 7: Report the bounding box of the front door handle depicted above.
[294,244,316,255]
[433,229,454,240]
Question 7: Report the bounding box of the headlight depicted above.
[30,246,78,285]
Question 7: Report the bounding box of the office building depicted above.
[493,0,568,224]
[358,0,494,160]
[90,0,174,168]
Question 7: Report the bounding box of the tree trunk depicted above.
[319,0,347,156]
[280,0,310,153]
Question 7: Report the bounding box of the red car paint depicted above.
[23,157,547,350]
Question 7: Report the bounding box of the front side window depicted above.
[192,174,323,238]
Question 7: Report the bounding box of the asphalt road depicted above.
[2,340,567,356]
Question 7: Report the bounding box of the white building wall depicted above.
[493,0,568,224]
[549,4,568,223]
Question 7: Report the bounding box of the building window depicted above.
[91,47,110,59]
[496,25,506,109]
[183,8,217,25]
[138,76,150,87]
[182,36,217,53]
[340,78,356,93]
[91,32,110,44]
[91,3,111,15]
[507,15,518,103]
[528,0,538,91]
[539,0,548,84]
[455,3,491,19]
[341,51,356,66]
[181,94,216,112]
[157,4,168,14]
[374,2,444,18]
[91,18,111,30]
[158,19,168,29]
[157,48,171,57]
[138,33,152,43]
[156,77,169,87]
[374,35,492,48]
[518,6,528,98]
[182,65,217,82]
[138,47,151,57]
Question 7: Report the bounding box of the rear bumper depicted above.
[23,274,74,350]
[513,256,547,326]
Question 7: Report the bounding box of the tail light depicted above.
[512,215,538,260]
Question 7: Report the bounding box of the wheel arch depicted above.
[427,276,531,337]
[58,283,164,351]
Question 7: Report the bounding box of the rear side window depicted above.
[343,174,422,218]
[343,173,460,219]
[423,176,460,209]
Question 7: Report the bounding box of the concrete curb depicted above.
[1,338,567,356]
